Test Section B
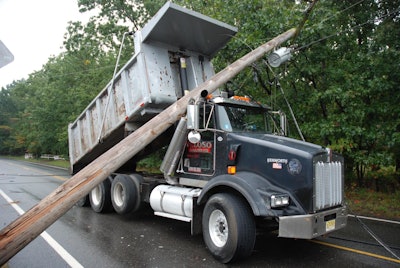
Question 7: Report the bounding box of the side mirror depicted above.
[271,110,287,136]
[279,111,287,136]
[187,103,201,143]
[187,102,199,130]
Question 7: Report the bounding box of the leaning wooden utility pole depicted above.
[0,28,296,265]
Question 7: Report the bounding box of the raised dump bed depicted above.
[68,2,237,173]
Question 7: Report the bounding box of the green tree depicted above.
[0,0,398,190]
[279,0,400,189]
[0,87,18,154]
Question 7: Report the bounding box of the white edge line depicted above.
[0,189,84,268]
[348,214,400,225]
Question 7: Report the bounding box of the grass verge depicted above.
[345,188,400,221]
[4,156,70,169]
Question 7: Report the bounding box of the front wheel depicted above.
[202,193,256,263]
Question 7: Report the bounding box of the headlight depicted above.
[271,194,290,208]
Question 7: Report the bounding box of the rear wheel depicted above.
[89,177,113,213]
[202,193,256,263]
[111,174,142,214]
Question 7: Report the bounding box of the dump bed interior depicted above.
[68,2,237,174]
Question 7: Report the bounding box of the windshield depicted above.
[216,105,269,133]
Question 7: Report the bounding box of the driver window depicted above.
[199,103,214,129]
[216,106,232,131]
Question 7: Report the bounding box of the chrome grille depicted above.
[314,161,343,211]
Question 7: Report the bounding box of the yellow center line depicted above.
[51,175,68,181]
[310,240,400,264]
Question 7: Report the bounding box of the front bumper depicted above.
[278,206,347,239]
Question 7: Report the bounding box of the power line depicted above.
[3,3,399,85]
[295,7,400,52]
[317,0,366,26]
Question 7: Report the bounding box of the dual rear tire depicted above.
[85,174,142,214]
[111,174,142,214]
[82,176,256,263]
[89,177,113,213]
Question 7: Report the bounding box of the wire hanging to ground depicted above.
[259,57,305,141]
[346,203,400,260]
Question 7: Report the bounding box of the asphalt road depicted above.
[0,158,399,267]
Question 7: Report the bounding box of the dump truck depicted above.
[68,2,347,263]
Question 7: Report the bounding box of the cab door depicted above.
[182,131,215,175]
[181,104,216,176]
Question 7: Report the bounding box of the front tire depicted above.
[202,193,256,263]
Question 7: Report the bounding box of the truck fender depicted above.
[197,172,276,217]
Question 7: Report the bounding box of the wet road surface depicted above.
[0,158,399,267]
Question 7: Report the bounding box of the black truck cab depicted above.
[177,92,347,240]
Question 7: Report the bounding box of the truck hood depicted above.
[227,132,329,213]
[229,132,326,157]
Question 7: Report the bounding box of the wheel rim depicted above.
[208,209,228,247]
[113,183,125,207]
[91,185,102,205]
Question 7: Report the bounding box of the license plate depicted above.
[326,219,336,231]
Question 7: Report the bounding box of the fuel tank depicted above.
[150,185,201,219]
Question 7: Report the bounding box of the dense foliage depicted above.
[0,0,399,191]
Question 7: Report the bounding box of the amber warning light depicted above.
[227,166,236,175]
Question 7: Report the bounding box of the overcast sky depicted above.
[0,0,92,89]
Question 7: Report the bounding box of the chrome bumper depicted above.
[278,206,347,239]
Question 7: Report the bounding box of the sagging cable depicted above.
[346,203,400,260]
